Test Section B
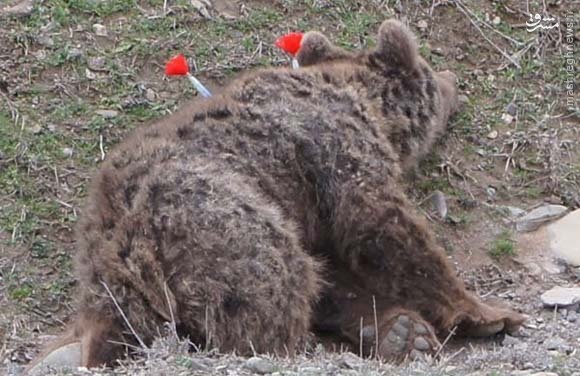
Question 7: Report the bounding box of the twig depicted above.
[163,282,178,340]
[359,316,364,358]
[100,280,148,351]
[454,0,523,46]
[453,1,521,69]
[434,325,457,359]
[372,295,379,359]
[99,134,105,161]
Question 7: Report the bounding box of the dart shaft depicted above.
[187,73,212,98]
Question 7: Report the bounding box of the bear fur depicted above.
[28,19,524,372]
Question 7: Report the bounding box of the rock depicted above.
[492,16,501,25]
[92,23,107,36]
[417,20,428,31]
[494,205,526,219]
[88,56,107,71]
[67,48,83,59]
[486,186,496,199]
[245,357,275,374]
[37,35,54,48]
[505,102,518,116]
[544,337,564,351]
[547,209,580,266]
[27,342,81,375]
[501,113,514,124]
[487,130,498,139]
[502,334,520,346]
[458,94,469,106]
[145,88,156,102]
[191,0,211,19]
[567,310,577,322]
[95,109,119,119]
[541,287,580,307]
[515,204,568,232]
[432,47,444,56]
[62,147,73,157]
[85,68,96,80]
[430,190,447,219]
[299,367,323,374]
[338,352,362,369]
[0,0,34,18]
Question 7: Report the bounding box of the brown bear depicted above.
[27,19,525,373]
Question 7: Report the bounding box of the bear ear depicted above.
[373,19,419,73]
[296,31,351,67]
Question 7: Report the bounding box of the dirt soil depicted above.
[1,0,579,375]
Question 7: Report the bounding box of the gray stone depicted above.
[338,352,362,369]
[245,357,275,374]
[515,204,568,232]
[88,56,106,71]
[145,88,156,102]
[62,147,74,157]
[95,109,119,118]
[430,190,447,219]
[299,367,323,374]
[37,35,54,47]
[541,287,580,307]
[567,310,577,322]
[505,102,518,116]
[544,337,564,351]
[67,48,83,59]
[27,342,81,375]
[502,334,520,346]
[92,23,107,36]
[547,209,580,266]
[0,0,34,18]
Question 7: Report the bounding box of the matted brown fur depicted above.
[28,19,524,370]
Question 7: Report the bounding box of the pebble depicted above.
[501,113,514,124]
[505,102,518,116]
[245,357,275,374]
[62,147,73,157]
[37,35,54,48]
[540,287,580,307]
[487,130,498,139]
[92,23,107,36]
[417,20,428,31]
[145,88,156,102]
[67,48,83,59]
[486,186,497,199]
[515,204,568,232]
[338,352,362,370]
[502,334,520,346]
[299,367,323,374]
[88,56,106,71]
[95,109,119,119]
[430,190,447,219]
[567,310,577,322]
[85,68,96,80]
[492,16,501,25]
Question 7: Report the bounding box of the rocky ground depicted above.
[1,0,579,375]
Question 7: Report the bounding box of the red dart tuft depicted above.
[165,54,189,76]
[275,32,303,56]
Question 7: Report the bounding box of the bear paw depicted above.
[378,314,440,361]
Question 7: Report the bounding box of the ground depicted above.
[0,0,579,375]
